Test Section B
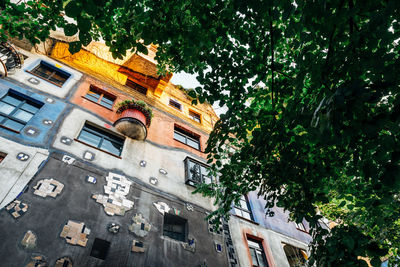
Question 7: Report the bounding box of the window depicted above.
[0,91,43,132]
[247,238,269,267]
[296,222,307,232]
[126,79,148,95]
[283,244,307,267]
[234,195,254,221]
[169,99,182,110]
[184,157,212,186]
[174,125,200,150]
[27,61,70,86]
[0,152,6,163]
[84,85,116,109]
[77,123,124,156]
[163,213,188,242]
[189,110,201,123]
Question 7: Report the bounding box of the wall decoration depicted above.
[128,213,151,237]
[62,155,75,165]
[139,160,147,167]
[153,202,170,215]
[60,220,90,247]
[33,178,64,198]
[21,230,37,249]
[92,172,134,216]
[131,240,145,253]
[159,168,168,175]
[83,151,95,161]
[16,152,29,161]
[42,119,53,125]
[60,136,72,145]
[6,200,28,219]
[149,177,158,185]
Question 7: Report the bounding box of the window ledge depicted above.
[25,70,63,87]
[74,139,122,159]
[233,214,259,225]
[296,228,310,234]
[0,124,21,134]
[81,96,114,111]
[173,138,202,152]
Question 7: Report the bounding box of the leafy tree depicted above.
[2,0,400,265]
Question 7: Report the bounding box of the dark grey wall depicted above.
[0,153,228,267]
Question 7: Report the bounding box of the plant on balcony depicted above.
[116,99,153,126]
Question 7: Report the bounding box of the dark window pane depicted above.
[169,99,181,110]
[2,95,21,106]
[85,90,101,102]
[250,248,259,266]
[101,139,122,156]
[2,119,24,132]
[78,129,102,147]
[126,79,147,95]
[100,95,115,108]
[20,103,39,113]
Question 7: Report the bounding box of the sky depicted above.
[170,72,227,116]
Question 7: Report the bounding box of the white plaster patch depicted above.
[153,202,170,215]
[92,172,134,216]
[62,155,75,165]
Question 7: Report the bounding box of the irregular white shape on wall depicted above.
[92,172,134,216]
[153,201,170,215]
[62,155,75,165]
[33,178,64,198]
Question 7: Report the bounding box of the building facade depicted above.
[0,37,314,267]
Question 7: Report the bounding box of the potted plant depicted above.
[116,99,153,127]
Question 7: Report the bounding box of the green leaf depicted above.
[68,41,82,54]
[65,1,80,18]
[77,17,91,32]
[79,31,92,46]
[136,43,148,55]
[64,23,78,36]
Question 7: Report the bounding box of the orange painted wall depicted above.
[71,76,208,159]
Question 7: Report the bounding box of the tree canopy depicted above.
[2,0,400,265]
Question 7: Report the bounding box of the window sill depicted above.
[0,124,21,134]
[74,139,122,159]
[173,138,202,152]
[233,214,259,225]
[296,228,310,234]
[25,70,63,87]
[81,96,114,111]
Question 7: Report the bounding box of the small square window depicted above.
[27,61,71,87]
[169,99,182,111]
[84,85,116,109]
[0,90,43,133]
[184,157,213,186]
[77,123,125,156]
[174,125,200,150]
[189,110,201,123]
[126,79,148,95]
[0,152,6,163]
[163,213,188,242]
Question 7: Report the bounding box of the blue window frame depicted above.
[0,90,43,132]
[234,195,254,221]
[77,123,124,156]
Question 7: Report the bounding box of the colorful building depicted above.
[0,36,317,266]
